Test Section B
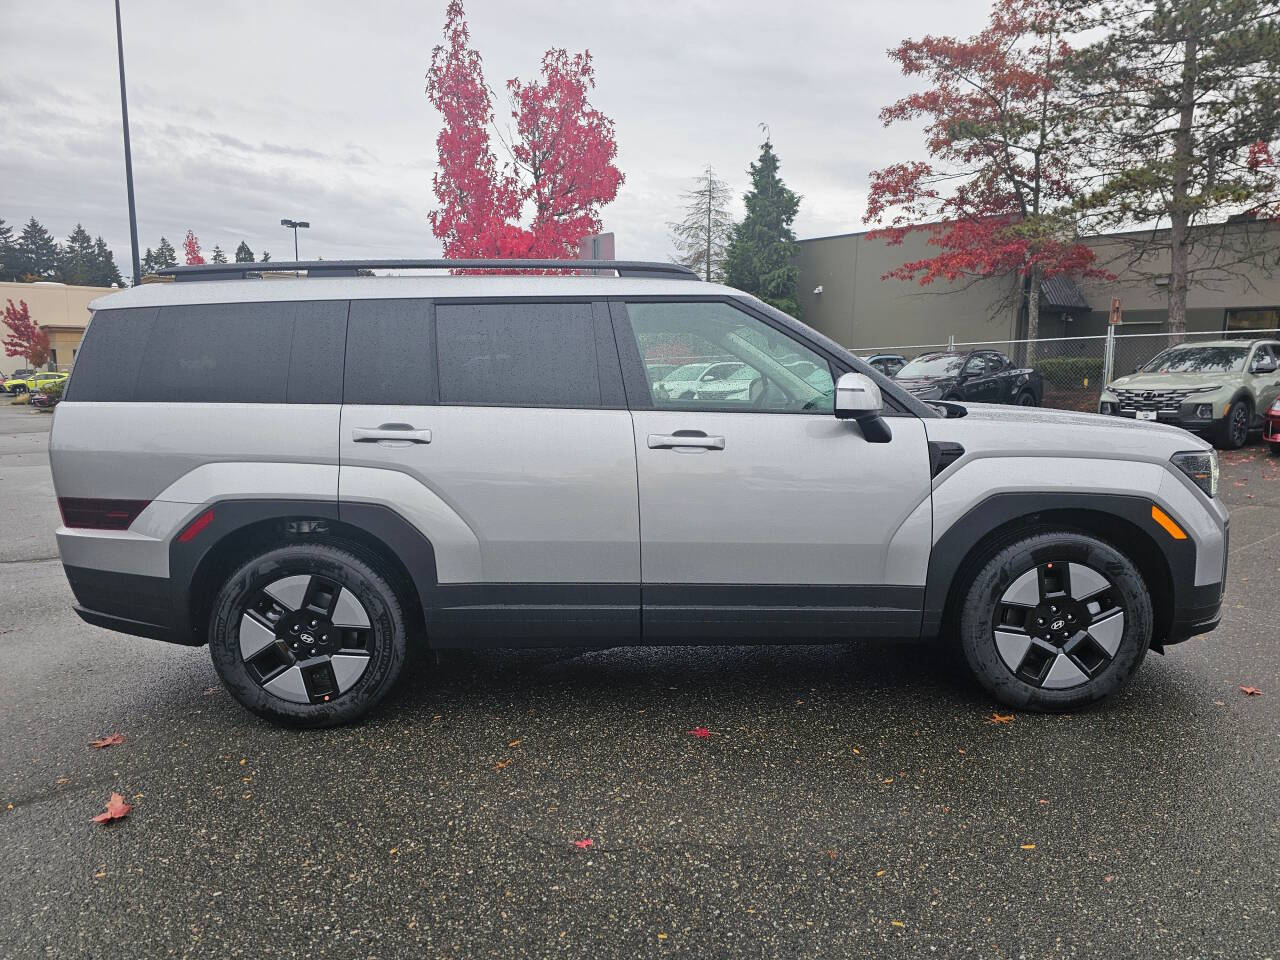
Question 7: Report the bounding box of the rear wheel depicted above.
[209,543,408,727]
[1015,390,1037,406]
[957,531,1153,710]
[1213,399,1251,449]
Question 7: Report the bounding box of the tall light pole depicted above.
[115,0,141,284]
[280,219,309,261]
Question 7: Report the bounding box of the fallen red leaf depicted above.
[573,838,593,849]
[987,713,1015,725]
[688,727,710,739]
[91,792,132,824]
[89,733,125,749]
[1240,685,1263,696]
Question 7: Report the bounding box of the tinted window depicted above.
[436,302,601,407]
[344,298,434,405]
[1142,345,1249,374]
[623,301,834,413]
[64,307,157,402]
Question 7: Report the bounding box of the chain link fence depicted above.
[854,327,1280,414]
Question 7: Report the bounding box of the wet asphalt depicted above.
[0,404,1276,959]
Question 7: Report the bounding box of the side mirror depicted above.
[834,372,892,442]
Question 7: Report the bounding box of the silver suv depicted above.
[50,259,1229,726]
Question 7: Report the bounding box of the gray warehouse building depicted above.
[794,218,1280,350]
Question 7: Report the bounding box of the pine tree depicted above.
[234,241,255,263]
[669,165,735,282]
[16,218,58,280]
[57,224,97,285]
[141,247,156,276]
[723,137,802,316]
[0,218,14,281]
[152,237,177,269]
[1071,0,1280,334]
[210,245,228,264]
[93,237,124,286]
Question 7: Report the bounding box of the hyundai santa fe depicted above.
[49,258,1229,726]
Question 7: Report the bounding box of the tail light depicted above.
[58,497,150,530]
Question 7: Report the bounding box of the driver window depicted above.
[962,355,986,376]
[1251,345,1277,372]
[625,301,834,413]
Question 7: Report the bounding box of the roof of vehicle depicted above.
[90,274,742,311]
[1159,338,1279,348]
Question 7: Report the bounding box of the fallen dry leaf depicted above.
[657,932,668,940]
[876,869,886,877]
[89,733,124,749]
[891,920,905,928]
[988,713,1015,725]
[1020,843,1036,850]
[1240,686,1263,696]
[493,758,513,772]
[688,727,710,739]
[574,838,594,849]
[508,739,522,748]
[91,792,131,824]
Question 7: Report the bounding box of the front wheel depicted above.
[1213,399,1251,450]
[1015,390,1038,406]
[957,531,1153,711]
[209,543,409,727]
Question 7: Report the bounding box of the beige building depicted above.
[795,219,1280,349]
[0,280,109,372]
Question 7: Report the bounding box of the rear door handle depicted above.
[647,433,725,450]
[352,424,432,445]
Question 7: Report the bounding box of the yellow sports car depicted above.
[4,370,68,394]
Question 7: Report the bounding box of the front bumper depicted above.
[1099,405,1215,433]
[1265,414,1280,444]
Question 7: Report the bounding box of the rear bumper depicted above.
[64,564,194,646]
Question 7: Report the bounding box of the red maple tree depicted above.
[864,0,1106,342]
[425,1,623,261]
[2,299,49,368]
[183,230,205,266]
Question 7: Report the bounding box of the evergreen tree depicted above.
[16,217,58,280]
[0,218,14,281]
[1071,0,1280,334]
[93,237,124,286]
[234,240,255,263]
[57,224,97,285]
[141,247,156,276]
[210,245,228,264]
[669,164,735,282]
[723,137,802,316]
[152,236,178,269]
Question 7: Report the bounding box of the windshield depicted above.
[898,354,966,378]
[1141,345,1248,374]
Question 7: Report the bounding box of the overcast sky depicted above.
[1,0,989,280]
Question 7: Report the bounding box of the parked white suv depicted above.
[50,259,1228,726]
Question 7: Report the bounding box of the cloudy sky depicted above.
[1,0,988,279]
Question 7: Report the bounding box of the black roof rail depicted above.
[155,259,700,282]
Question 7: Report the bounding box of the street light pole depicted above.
[115,0,141,285]
[280,219,310,261]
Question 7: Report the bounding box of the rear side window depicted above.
[64,307,157,402]
[343,298,434,405]
[71,300,347,403]
[436,302,601,407]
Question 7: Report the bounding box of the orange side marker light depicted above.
[1151,504,1187,540]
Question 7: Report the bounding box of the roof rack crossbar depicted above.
[156,259,700,282]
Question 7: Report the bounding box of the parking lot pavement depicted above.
[0,403,1276,960]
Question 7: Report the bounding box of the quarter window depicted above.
[623,301,834,412]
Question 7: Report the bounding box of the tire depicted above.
[1269,442,1280,456]
[1213,398,1251,450]
[957,531,1153,711]
[1015,390,1038,407]
[209,543,409,727]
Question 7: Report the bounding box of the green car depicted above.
[1099,338,1280,449]
[5,370,68,395]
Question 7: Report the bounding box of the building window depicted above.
[1225,307,1280,332]
[49,349,57,369]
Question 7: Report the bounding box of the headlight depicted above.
[1171,449,1219,498]
[1270,398,1280,415]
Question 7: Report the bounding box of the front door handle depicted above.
[352,423,432,445]
[647,432,725,450]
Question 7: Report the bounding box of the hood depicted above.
[925,401,1212,459]
[1107,370,1236,391]
[896,375,955,391]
